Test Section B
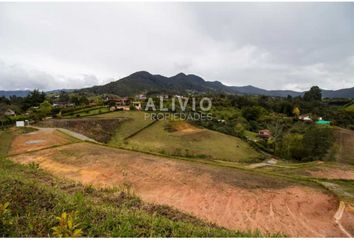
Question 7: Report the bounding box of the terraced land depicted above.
[7,127,354,237]
[118,119,262,163]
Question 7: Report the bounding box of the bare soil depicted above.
[342,207,354,236]
[10,141,350,237]
[309,167,354,180]
[8,128,75,155]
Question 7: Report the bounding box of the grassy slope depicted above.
[0,129,265,237]
[63,107,110,118]
[332,127,354,164]
[104,111,154,145]
[124,120,262,163]
[345,103,354,112]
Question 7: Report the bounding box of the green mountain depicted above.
[80,71,354,98]
[81,71,230,96]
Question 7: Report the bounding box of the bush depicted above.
[51,211,83,237]
[276,126,334,162]
[0,202,14,237]
[302,126,334,161]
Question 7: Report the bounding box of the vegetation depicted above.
[119,119,262,163]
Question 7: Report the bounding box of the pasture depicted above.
[122,119,262,163]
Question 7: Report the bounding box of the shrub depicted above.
[51,211,83,237]
[0,202,14,237]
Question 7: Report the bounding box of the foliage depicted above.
[241,106,267,121]
[303,86,322,102]
[276,126,334,162]
[302,126,334,161]
[276,134,306,161]
[0,157,266,237]
[292,107,300,118]
[0,202,14,237]
[51,211,83,237]
[22,89,46,110]
[39,100,53,118]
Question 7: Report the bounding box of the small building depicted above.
[16,121,25,127]
[110,105,130,111]
[136,94,147,100]
[316,119,331,125]
[299,114,313,122]
[258,129,272,139]
[132,101,142,111]
[4,109,16,116]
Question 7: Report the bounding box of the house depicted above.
[132,101,142,111]
[4,109,16,116]
[136,94,147,100]
[16,120,29,127]
[299,114,313,122]
[110,97,130,106]
[258,129,272,139]
[110,105,130,111]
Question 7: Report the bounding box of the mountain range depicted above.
[1,71,354,98]
[81,71,354,98]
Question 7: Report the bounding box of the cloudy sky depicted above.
[0,2,354,91]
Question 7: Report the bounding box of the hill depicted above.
[81,71,354,98]
[81,71,230,96]
[0,90,30,98]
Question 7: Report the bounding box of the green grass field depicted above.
[121,119,262,163]
[345,103,354,112]
[104,111,155,145]
[62,106,110,118]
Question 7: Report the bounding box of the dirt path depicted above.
[34,127,98,143]
[9,140,349,237]
[334,201,353,237]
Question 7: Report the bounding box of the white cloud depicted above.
[0,3,353,91]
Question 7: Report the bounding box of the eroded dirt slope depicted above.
[8,128,75,155]
[10,139,348,237]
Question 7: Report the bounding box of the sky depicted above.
[0,2,354,91]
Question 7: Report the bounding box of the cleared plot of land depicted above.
[123,120,262,163]
[8,128,77,155]
[10,141,348,237]
[37,118,124,143]
[42,112,261,163]
[262,162,354,180]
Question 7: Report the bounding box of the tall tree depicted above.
[303,86,322,101]
[23,89,46,110]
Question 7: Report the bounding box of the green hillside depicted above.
[117,119,262,163]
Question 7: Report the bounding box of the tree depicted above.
[23,89,45,110]
[79,96,89,105]
[241,106,267,121]
[302,127,334,161]
[58,91,70,103]
[70,96,80,106]
[292,107,300,118]
[303,86,322,101]
[39,100,52,117]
